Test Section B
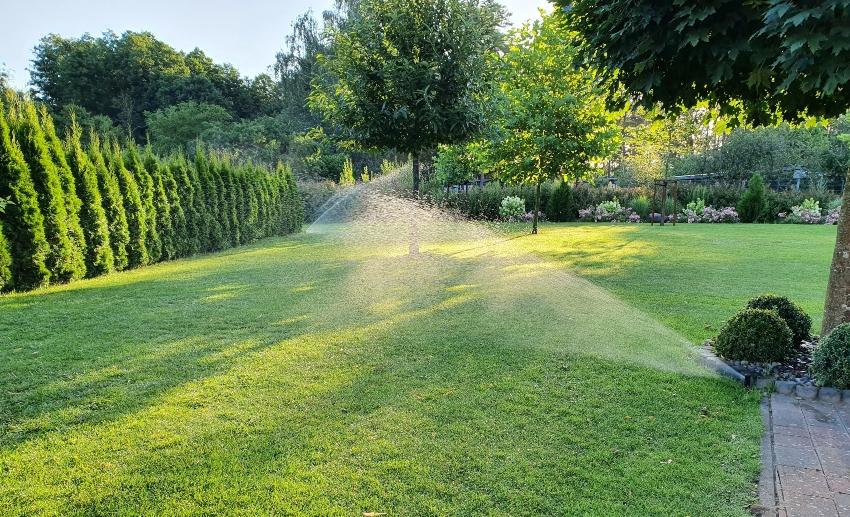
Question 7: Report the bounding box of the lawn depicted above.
[516,222,837,343]
[0,212,782,515]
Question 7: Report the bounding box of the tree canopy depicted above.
[560,0,850,122]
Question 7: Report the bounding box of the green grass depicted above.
[515,222,837,343]
[0,218,773,515]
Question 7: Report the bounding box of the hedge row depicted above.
[0,94,303,292]
[425,179,840,223]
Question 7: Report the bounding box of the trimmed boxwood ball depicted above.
[811,324,850,388]
[714,308,794,363]
[746,293,812,345]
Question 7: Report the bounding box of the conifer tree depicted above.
[109,142,148,267]
[221,161,241,247]
[89,131,129,270]
[143,148,175,260]
[285,165,304,233]
[0,101,50,290]
[40,105,87,275]
[340,157,355,186]
[210,156,231,248]
[11,99,81,281]
[66,118,113,275]
[161,158,188,257]
[194,148,223,251]
[0,220,12,291]
[172,155,201,255]
[126,144,161,262]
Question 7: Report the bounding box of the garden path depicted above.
[761,394,850,516]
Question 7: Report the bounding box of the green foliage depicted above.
[489,12,618,233]
[89,132,130,271]
[562,0,850,121]
[630,195,651,219]
[11,99,83,282]
[109,143,149,268]
[66,118,113,276]
[737,174,767,223]
[0,95,304,291]
[746,294,812,346]
[714,308,794,363]
[144,149,175,261]
[0,220,11,291]
[499,196,525,221]
[434,144,480,186]
[145,102,232,153]
[811,324,850,388]
[546,181,575,222]
[0,101,50,290]
[685,198,706,216]
[125,144,161,262]
[361,166,370,183]
[40,105,87,275]
[310,0,506,163]
[339,157,355,186]
[31,31,275,139]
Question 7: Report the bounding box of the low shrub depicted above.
[499,196,526,221]
[738,173,767,222]
[746,294,812,345]
[629,195,651,219]
[579,199,636,222]
[780,198,822,224]
[811,324,850,388]
[714,308,794,362]
[546,181,574,222]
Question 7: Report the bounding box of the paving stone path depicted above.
[760,394,850,516]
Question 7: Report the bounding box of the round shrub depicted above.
[746,294,812,345]
[811,324,850,388]
[499,196,525,221]
[714,309,793,363]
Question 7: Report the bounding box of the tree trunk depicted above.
[822,166,850,335]
[412,155,420,195]
[532,182,541,235]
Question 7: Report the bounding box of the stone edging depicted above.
[697,345,847,402]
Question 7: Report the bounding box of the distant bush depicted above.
[630,195,651,219]
[546,181,574,221]
[499,196,526,221]
[811,324,850,388]
[714,308,793,362]
[738,173,767,222]
[579,199,636,222]
[779,198,823,224]
[746,294,812,346]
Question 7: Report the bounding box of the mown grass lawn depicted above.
[0,216,773,515]
[515,222,837,343]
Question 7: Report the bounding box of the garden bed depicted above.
[704,339,850,402]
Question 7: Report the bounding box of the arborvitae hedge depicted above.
[110,142,149,268]
[66,119,113,276]
[89,131,130,271]
[0,93,304,292]
[11,100,83,282]
[40,106,88,274]
[0,101,50,290]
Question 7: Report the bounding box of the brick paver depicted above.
[762,394,850,516]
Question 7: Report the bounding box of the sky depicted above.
[1,0,550,89]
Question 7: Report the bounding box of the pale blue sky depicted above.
[2,0,550,89]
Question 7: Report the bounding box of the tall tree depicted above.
[161,156,189,256]
[40,105,87,272]
[109,142,148,268]
[561,0,850,335]
[125,143,161,262]
[10,98,83,281]
[310,0,507,193]
[489,13,618,234]
[0,100,50,290]
[66,117,113,275]
[89,131,130,270]
[144,148,175,261]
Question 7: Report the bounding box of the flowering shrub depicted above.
[499,196,526,221]
[628,213,642,223]
[579,199,636,222]
[825,206,841,225]
[781,198,823,224]
[701,206,740,223]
